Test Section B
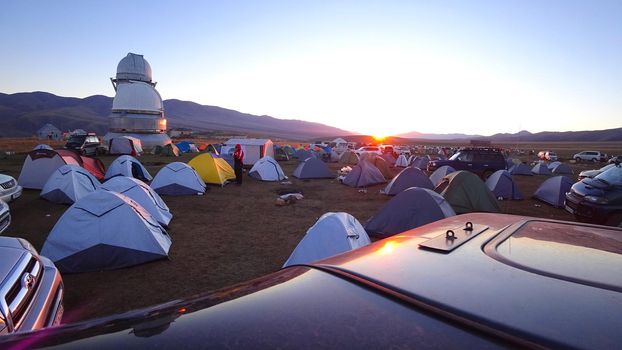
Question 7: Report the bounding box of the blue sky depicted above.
[1,0,620,136]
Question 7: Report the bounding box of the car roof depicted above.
[315,213,622,349]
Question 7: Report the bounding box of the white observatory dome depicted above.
[116,53,153,82]
[112,81,163,114]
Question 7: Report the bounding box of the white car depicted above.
[354,146,381,156]
[0,200,9,234]
[0,174,22,203]
[574,151,606,162]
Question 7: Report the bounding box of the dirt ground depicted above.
[0,140,619,322]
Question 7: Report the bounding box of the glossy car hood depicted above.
[572,179,606,197]
[0,247,25,283]
[315,213,622,349]
[0,174,14,183]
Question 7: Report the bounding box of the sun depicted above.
[373,135,386,142]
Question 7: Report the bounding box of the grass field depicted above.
[0,138,621,322]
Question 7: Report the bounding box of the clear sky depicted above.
[1,0,620,136]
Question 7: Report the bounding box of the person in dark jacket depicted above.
[233,144,244,185]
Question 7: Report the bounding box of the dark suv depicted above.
[427,148,506,179]
[64,133,105,156]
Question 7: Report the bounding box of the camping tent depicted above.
[550,163,573,176]
[429,165,456,187]
[292,158,334,179]
[273,146,290,161]
[381,166,434,195]
[361,154,393,179]
[485,170,523,200]
[282,212,370,268]
[533,176,574,207]
[282,145,295,157]
[508,163,533,176]
[198,143,220,154]
[40,190,171,273]
[411,156,430,170]
[435,171,501,214]
[154,143,180,157]
[382,153,397,165]
[151,162,206,196]
[221,139,274,165]
[33,144,53,150]
[394,154,409,167]
[18,149,82,189]
[365,187,456,238]
[40,165,101,204]
[342,161,386,188]
[531,162,552,175]
[109,136,144,156]
[547,161,561,170]
[249,156,287,181]
[339,150,359,165]
[101,176,172,227]
[188,153,236,186]
[36,123,61,140]
[105,155,152,182]
[294,149,316,161]
[176,141,199,153]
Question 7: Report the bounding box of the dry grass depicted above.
[0,138,620,322]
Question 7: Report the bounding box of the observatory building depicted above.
[104,53,171,150]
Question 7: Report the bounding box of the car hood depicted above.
[578,169,601,178]
[572,178,608,197]
[0,174,14,183]
[0,246,26,283]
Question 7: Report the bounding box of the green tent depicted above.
[434,171,501,214]
[154,143,180,157]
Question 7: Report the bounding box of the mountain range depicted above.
[0,92,350,139]
[1,91,621,142]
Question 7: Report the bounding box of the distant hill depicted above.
[0,91,351,139]
[398,128,622,142]
[397,131,481,140]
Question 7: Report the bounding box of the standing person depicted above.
[233,144,244,185]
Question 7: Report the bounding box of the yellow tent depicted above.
[188,153,236,185]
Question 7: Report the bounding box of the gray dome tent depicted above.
[249,156,287,181]
[150,162,206,196]
[365,187,456,238]
[294,149,315,161]
[411,156,430,170]
[40,165,101,204]
[429,165,456,187]
[533,176,574,207]
[40,190,171,273]
[283,212,370,268]
[485,170,523,200]
[102,176,172,227]
[508,163,533,176]
[292,158,334,179]
[550,163,573,176]
[531,163,552,175]
[342,161,386,188]
[105,155,153,182]
[381,166,434,195]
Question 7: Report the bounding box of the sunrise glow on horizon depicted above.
[1,1,620,136]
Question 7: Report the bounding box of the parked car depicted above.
[0,174,22,203]
[609,155,622,164]
[64,133,106,156]
[573,151,607,162]
[0,200,10,234]
[354,146,381,156]
[1,213,621,348]
[578,163,616,180]
[0,236,64,334]
[379,145,394,155]
[427,147,507,179]
[565,164,622,226]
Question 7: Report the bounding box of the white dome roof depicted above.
[112,81,163,114]
[116,53,153,82]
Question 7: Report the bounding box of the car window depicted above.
[594,165,622,186]
[455,152,473,162]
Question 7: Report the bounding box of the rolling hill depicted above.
[0,91,351,139]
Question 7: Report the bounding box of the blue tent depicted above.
[429,165,456,186]
[294,149,315,161]
[533,176,574,207]
[292,158,334,179]
[176,141,192,153]
[382,166,433,195]
[532,163,552,175]
[342,161,385,188]
[365,187,456,238]
[509,163,533,176]
[486,170,523,200]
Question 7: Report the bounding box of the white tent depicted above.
[33,144,53,150]
[221,139,274,165]
[394,154,409,167]
[283,212,371,267]
[102,176,172,227]
[429,165,456,187]
[105,155,153,182]
[108,136,144,156]
[40,165,101,204]
[248,156,287,181]
[18,149,81,190]
[36,123,61,140]
[151,162,206,196]
[40,190,172,273]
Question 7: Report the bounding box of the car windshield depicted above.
[66,135,86,144]
[449,151,473,161]
[594,165,622,186]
